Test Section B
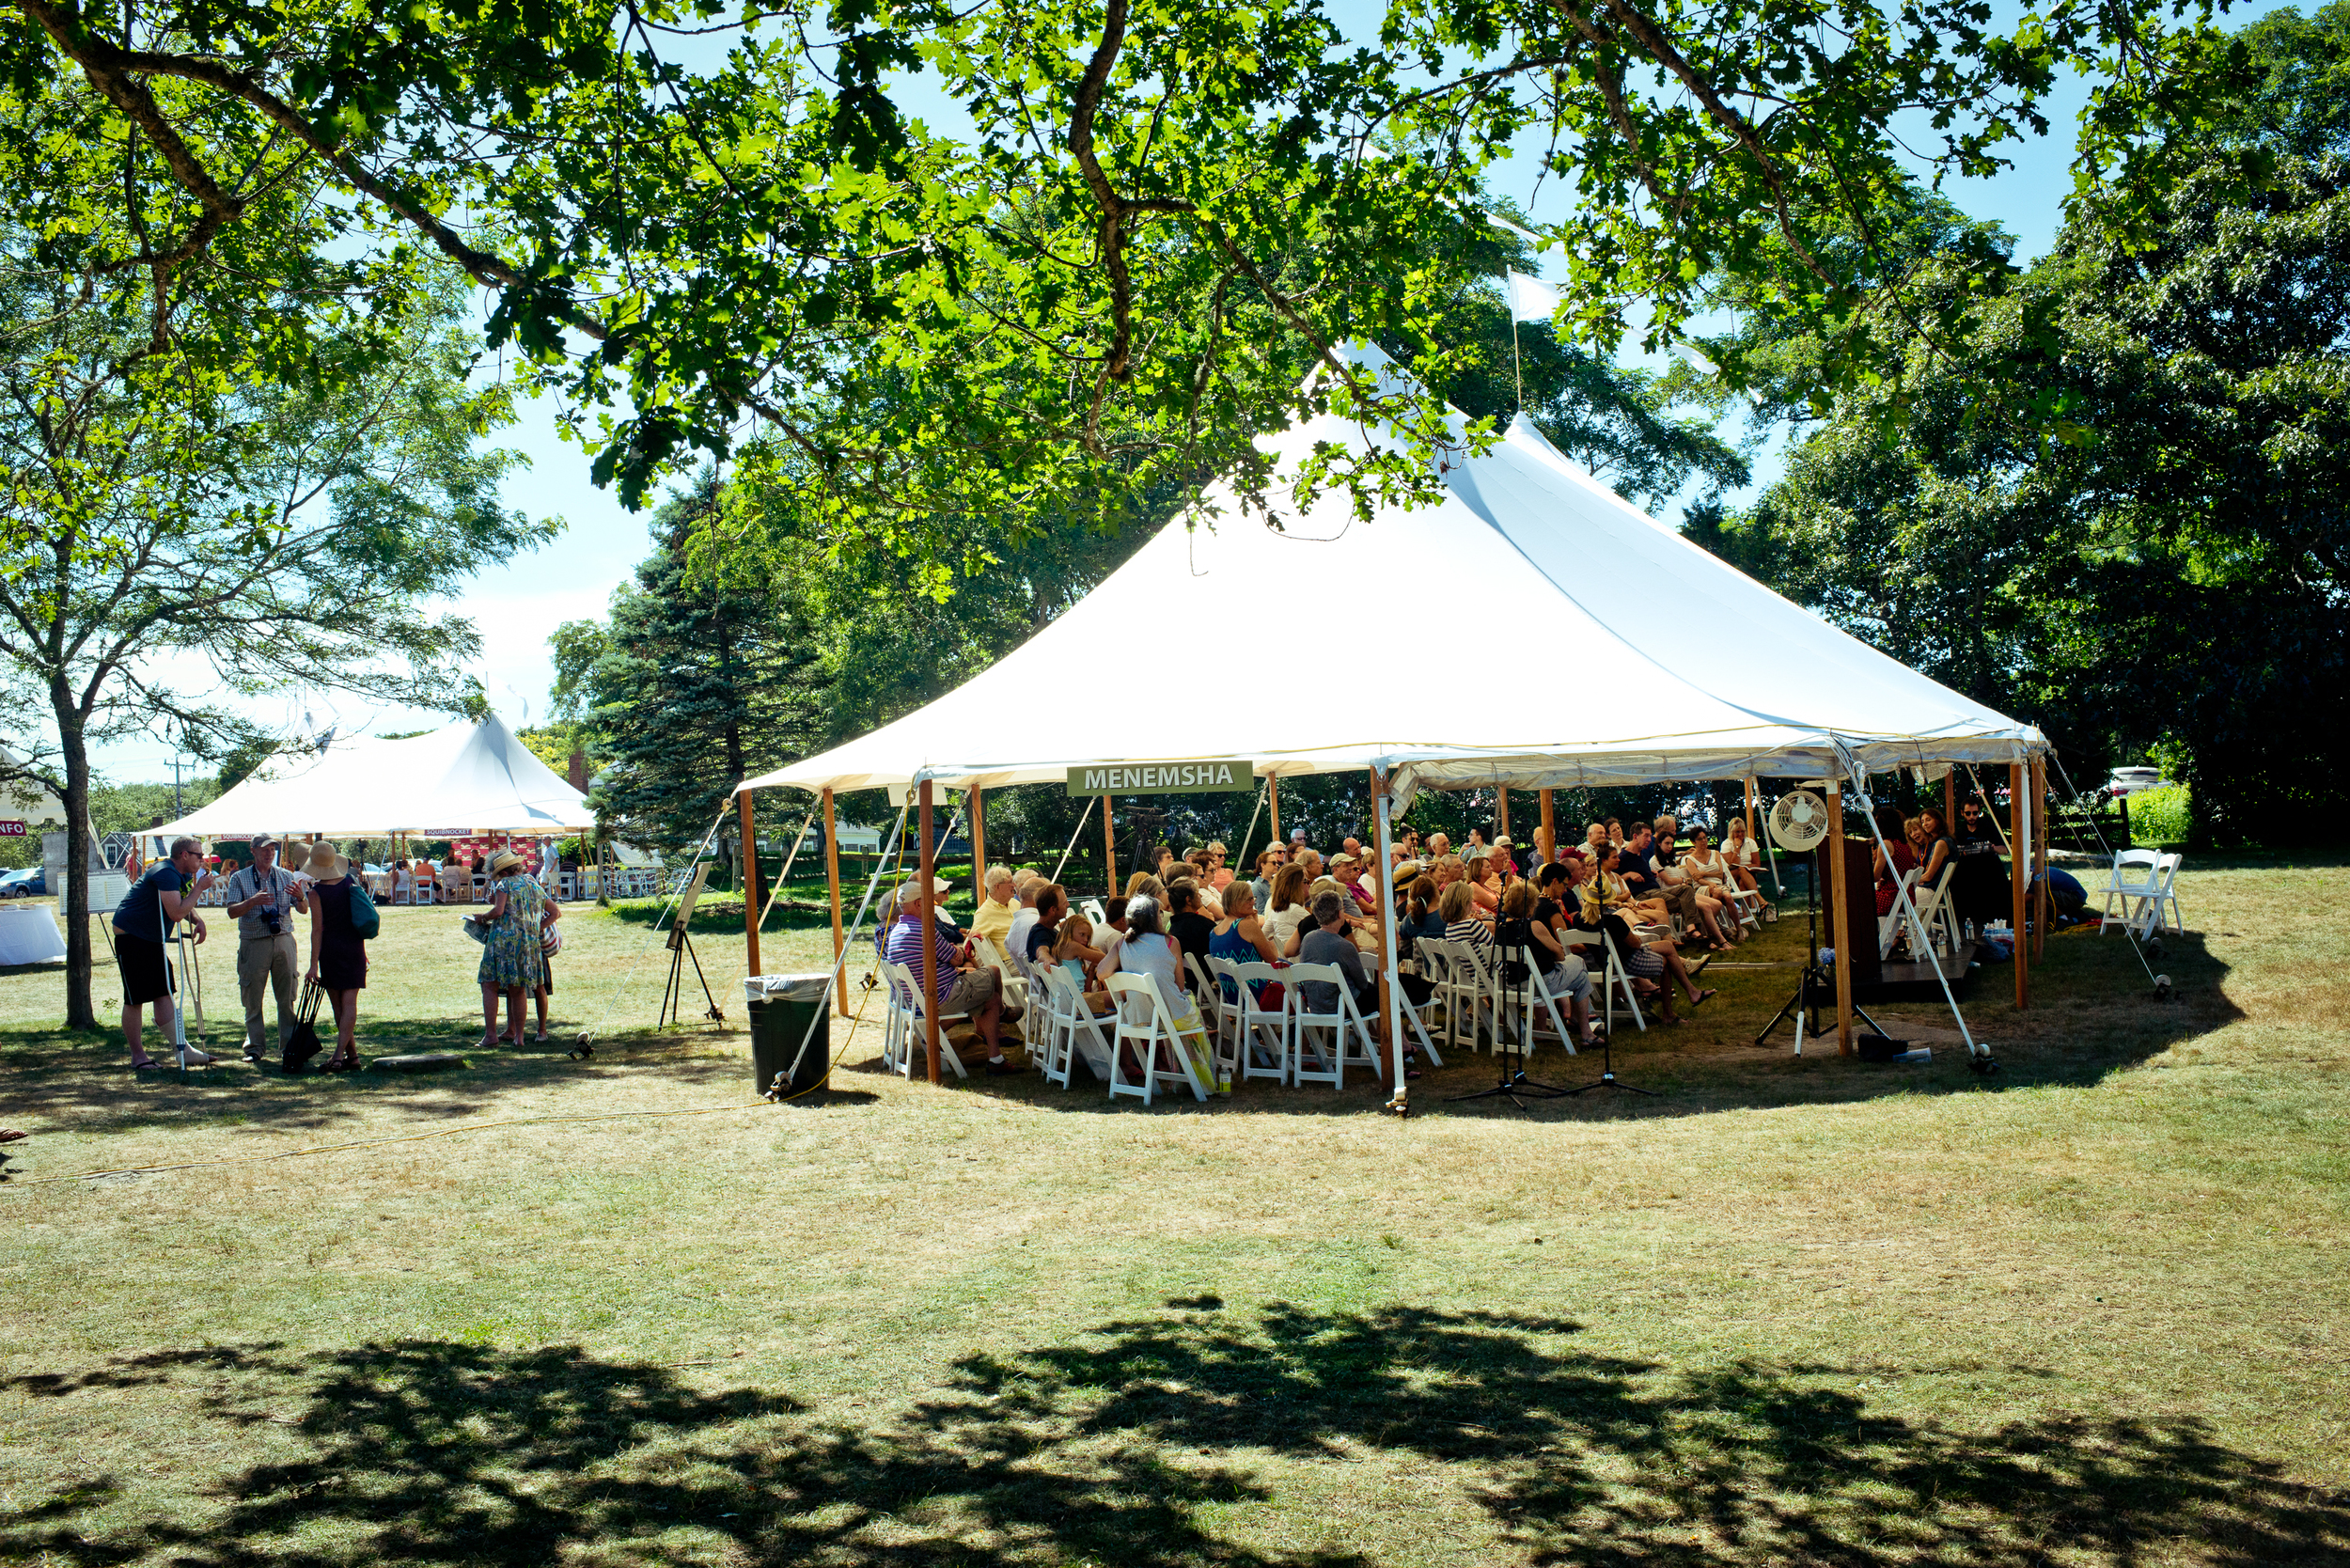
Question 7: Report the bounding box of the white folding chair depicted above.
[2101,849,2163,933]
[1908,863,1959,956]
[1506,946,1582,1056]
[1081,898,1108,928]
[1560,924,1645,1034]
[974,934,1033,1044]
[1184,953,1227,1070]
[879,960,970,1080]
[1042,963,1117,1083]
[1104,973,1211,1105]
[2147,853,2186,934]
[1284,962,1380,1089]
[1219,957,1292,1083]
[1029,963,1079,1088]
[1441,936,1506,1054]
[1877,869,1922,959]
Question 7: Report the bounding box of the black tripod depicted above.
[658,923,724,1028]
[1566,933,1654,1095]
[1756,850,1886,1054]
[1449,920,1571,1110]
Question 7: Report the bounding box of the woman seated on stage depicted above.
[1871,805,1919,917]
[1914,807,1954,889]
[1721,817,1763,894]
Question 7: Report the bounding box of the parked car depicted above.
[2105,766,2168,797]
[0,865,46,898]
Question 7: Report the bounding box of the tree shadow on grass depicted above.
[0,1023,753,1137]
[8,1305,2343,1567]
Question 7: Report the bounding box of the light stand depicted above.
[1448,918,1570,1111]
[1565,933,1654,1095]
[1755,848,1888,1054]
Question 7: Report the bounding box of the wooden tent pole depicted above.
[1942,769,1956,831]
[1496,787,1511,842]
[823,788,847,1016]
[1826,779,1855,1055]
[1371,767,1401,1101]
[969,784,986,902]
[2033,757,2049,961]
[920,779,942,1084]
[738,789,761,977]
[1538,788,1556,868]
[1102,795,1117,894]
[1268,775,1281,844]
[1744,776,1758,840]
[2011,760,2029,1010]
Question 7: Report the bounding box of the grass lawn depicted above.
[1,858,2345,1566]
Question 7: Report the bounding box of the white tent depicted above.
[151,713,593,839]
[737,342,2042,804]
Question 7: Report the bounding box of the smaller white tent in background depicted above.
[151,713,594,839]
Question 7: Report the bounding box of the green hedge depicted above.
[2127,784,2191,847]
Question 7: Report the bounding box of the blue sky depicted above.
[86,2,2283,779]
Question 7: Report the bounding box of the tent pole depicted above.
[1538,788,1556,869]
[1826,778,1855,1055]
[920,779,942,1084]
[823,789,847,1016]
[1744,776,1758,841]
[1101,795,1117,895]
[1049,796,1095,886]
[1268,775,1281,844]
[2011,759,2029,1010]
[738,789,761,977]
[1496,787,1510,844]
[1372,767,1404,1110]
[1942,769,1956,833]
[969,784,986,900]
[2032,757,2049,962]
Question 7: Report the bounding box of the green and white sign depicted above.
[1067,760,1256,796]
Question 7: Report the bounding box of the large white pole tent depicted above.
[151,713,594,839]
[736,343,2049,1100]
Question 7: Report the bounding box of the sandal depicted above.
[132,1058,164,1072]
[1689,987,1718,1009]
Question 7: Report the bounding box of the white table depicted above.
[0,902,68,965]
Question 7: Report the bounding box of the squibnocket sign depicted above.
[1067,760,1255,797]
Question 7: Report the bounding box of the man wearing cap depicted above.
[884,874,1017,1073]
[223,835,309,1066]
[113,837,218,1070]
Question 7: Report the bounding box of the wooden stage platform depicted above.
[1856,941,1980,1002]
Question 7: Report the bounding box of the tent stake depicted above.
[823,789,847,1015]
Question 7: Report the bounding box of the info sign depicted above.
[0,821,24,837]
[1066,760,1256,797]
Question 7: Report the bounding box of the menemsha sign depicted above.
[1066,761,1255,796]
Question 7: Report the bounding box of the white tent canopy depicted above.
[152,713,594,839]
[737,342,2042,805]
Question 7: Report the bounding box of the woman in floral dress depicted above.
[477,848,545,1047]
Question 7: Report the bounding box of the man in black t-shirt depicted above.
[1619,823,1702,931]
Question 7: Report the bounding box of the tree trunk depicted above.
[53,690,96,1029]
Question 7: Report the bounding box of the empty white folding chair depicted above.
[1029,963,1080,1088]
[1104,973,1211,1105]
[2101,849,2163,933]
[2151,853,2186,933]
[1908,863,1959,956]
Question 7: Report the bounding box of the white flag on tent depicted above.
[1505,269,1562,323]
[1486,212,1543,243]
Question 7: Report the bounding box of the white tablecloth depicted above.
[0,902,68,965]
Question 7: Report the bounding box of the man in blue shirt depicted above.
[113,837,216,1070]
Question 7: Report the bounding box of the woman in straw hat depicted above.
[301,841,368,1071]
[477,847,545,1047]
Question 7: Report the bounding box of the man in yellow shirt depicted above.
[967,864,1020,947]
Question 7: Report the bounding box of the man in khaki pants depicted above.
[223,835,308,1065]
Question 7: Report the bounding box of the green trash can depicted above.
[744,974,835,1098]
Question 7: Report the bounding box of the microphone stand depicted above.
[1448,917,1570,1111]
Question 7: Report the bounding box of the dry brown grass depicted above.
[1,858,2345,1566]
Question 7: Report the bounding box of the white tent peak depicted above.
[737,353,2041,801]
[151,712,593,839]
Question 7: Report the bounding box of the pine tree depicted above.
[572,478,824,859]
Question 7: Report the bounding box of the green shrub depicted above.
[2128,784,2191,847]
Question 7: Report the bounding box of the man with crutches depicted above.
[222,834,307,1066]
[113,836,215,1071]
